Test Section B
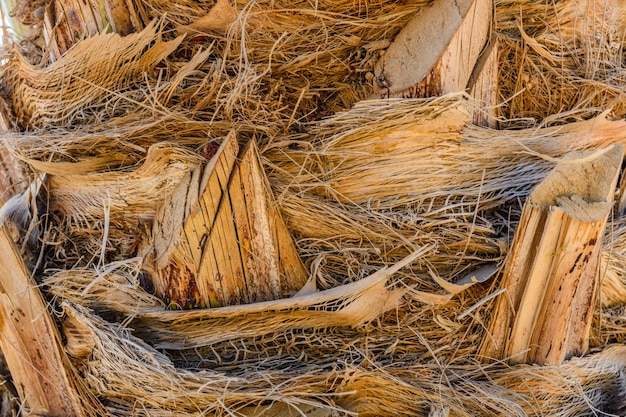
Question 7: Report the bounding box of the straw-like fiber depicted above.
[56,298,626,416]
[41,232,626,415]
[496,0,626,123]
[3,20,183,128]
[267,94,626,286]
[47,248,480,350]
[5,92,626,416]
[0,0,626,415]
[46,142,203,224]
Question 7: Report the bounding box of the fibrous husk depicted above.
[3,20,183,129]
[38,296,626,416]
[496,0,626,124]
[1,0,626,416]
[34,95,626,415]
[37,246,626,416]
[267,94,626,287]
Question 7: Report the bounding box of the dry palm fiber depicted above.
[46,249,488,351]
[496,0,626,124]
[0,141,206,269]
[601,216,626,307]
[133,0,428,122]
[46,142,203,224]
[0,20,276,136]
[2,20,185,128]
[0,0,432,275]
[1,2,626,417]
[3,1,427,135]
[39,266,626,416]
[42,206,626,357]
[10,0,48,26]
[36,241,626,415]
[0,116,249,170]
[266,93,626,286]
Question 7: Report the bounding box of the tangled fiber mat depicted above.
[0,0,625,416]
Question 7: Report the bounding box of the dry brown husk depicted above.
[0,0,626,415]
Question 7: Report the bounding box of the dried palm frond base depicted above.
[39,255,626,416]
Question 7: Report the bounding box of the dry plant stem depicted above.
[374,0,491,98]
[480,144,623,365]
[0,223,84,416]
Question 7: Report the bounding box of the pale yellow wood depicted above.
[197,231,224,308]
[245,143,285,300]
[374,0,492,98]
[235,143,278,300]
[0,223,85,416]
[468,38,499,127]
[480,145,623,365]
[211,192,247,304]
[183,212,205,272]
[479,206,546,360]
[228,158,254,298]
[529,220,603,364]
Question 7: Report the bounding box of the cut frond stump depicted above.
[0,223,85,416]
[479,144,623,365]
[142,133,307,309]
[43,0,142,61]
[374,0,492,99]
